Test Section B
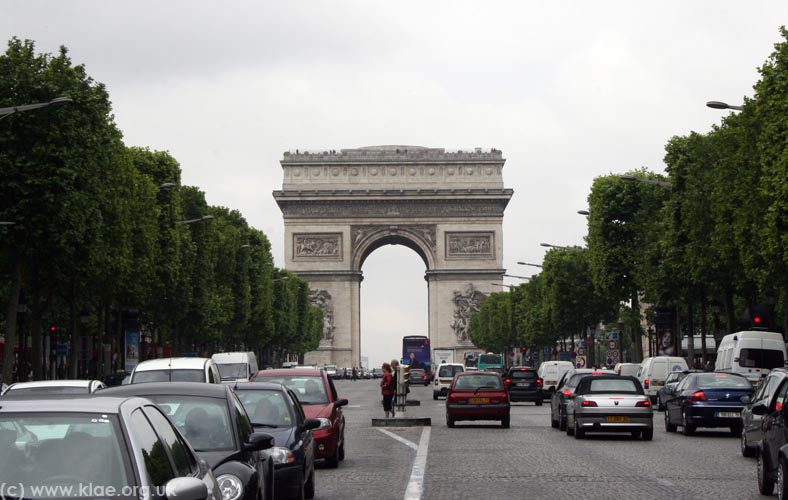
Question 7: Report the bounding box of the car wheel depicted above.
[656,395,664,411]
[742,426,757,458]
[433,392,438,400]
[631,430,641,439]
[304,469,315,500]
[730,421,743,437]
[759,450,776,495]
[779,457,788,500]
[573,417,584,439]
[681,411,695,436]
[558,408,567,431]
[664,410,677,432]
[338,438,345,461]
[294,473,306,500]
[501,416,510,429]
[447,415,455,428]
[642,428,654,441]
[325,444,340,469]
[566,414,575,436]
[535,399,543,406]
[550,413,558,428]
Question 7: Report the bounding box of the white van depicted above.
[715,330,787,385]
[538,361,574,394]
[636,356,688,401]
[211,351,258,383]
[433,362,465,400]
[130,357,222,384]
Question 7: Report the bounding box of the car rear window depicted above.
[587,378,640,393]
[696,373,752,389]
[132,369,204,383]
[257,376,329,404]
[508,370,537,380]
[438,365,463,378]
[454,375,503,390]
[739,349,785,369]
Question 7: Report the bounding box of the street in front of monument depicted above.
[319,379,763,500]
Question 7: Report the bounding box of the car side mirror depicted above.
[244,432,274,452]
[741,395,751,405]
[165,477,208,500]
[752,403,769,416]
[301,418,321,432]
[336,398,349,407]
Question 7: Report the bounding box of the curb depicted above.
[371,417,431,427]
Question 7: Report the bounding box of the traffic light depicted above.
[520,346,527,353]
[744,304,774,330]
[49,324,57,334]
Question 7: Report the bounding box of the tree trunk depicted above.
[2,248,22,384]
[30,264,44,381]
[69,292,78,379]
[724,289,736,335]
[687,302,695,369]
[631,291,643,363]
[700,301,708,367]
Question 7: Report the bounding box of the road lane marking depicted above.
[376,427,431,500]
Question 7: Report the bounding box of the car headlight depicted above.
[267,446,295,464]
[316,417,333,430]
[216,474,244,500]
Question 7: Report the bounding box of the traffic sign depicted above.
[611,332,619,340]
[576,356,586,368]
[608,340,618,350]
[577,347,586,356]
[606,349,619,359]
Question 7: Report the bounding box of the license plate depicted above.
[546,381,557,386]
[606,416,630,423]
[441,381,451,385]
[716,411,740,418]
[470,397,490,404]
[516,382,529,387]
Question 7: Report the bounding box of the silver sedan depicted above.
[565,375,654,440]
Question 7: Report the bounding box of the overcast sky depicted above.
[4,1,787,368]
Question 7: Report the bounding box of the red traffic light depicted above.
[520,347,527,352]
[49,324,57,333]
[754,316,762,324]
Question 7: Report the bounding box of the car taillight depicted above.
[635,400,651,407]
[423,374,428,379]
[505,378,512,385]
[536,378,543,388]
[689,391,706,402]
[644,379,649,389]
[562,389,572,396]
[581,400,598,407]
[778,402,784,412]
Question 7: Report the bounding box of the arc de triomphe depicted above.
[273,146,513,368]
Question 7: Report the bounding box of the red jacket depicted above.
[381,372,395,396]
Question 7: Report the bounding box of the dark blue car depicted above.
[664,372,753,435]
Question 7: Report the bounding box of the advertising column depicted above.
[124,329,139,373]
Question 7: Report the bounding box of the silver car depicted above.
[565,375,654,440]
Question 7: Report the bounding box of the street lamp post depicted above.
[706,101,744,111]
[503,274,530,280]
[540,243,570,250]
[0,97,73,121]
[175,215,214,225]
[577,210,590,216]
[516,262,543,268]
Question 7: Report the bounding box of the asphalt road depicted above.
[312,378,768,500]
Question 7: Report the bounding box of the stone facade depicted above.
[273,146,513,368]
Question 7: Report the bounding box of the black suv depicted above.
[503,367,543,405]
[751,371,788,496]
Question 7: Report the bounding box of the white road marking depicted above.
[376,426,431,500]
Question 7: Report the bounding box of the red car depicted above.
[253,367,348,467]
[446,371,511,428]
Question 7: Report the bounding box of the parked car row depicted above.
[0,355,348,500]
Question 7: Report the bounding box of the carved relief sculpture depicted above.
[451,285,487,344]
[309,289,335,344]
[294,233,341,259]
[446,232,494,258]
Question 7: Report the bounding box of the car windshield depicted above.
[454,375,503,390]
[508,370,536,380]
[235,389,294,428]
[217,363,247,380]
[145,395,235,451]
[258,376,329,404]
[131,369,205,383]
[738,348,785,369]
[7,386,88,395]
[586,378,640,393]
[695,373,752,389]
[0,413,131,498]
[665,372,685,384]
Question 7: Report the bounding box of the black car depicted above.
[664,372,753,436]
[0,396,222,499]
[234,382,320,500]
[751,377,788,495]
[741,368,788,458]
[550,368,615,430]
[503,367,543,405]
[100,382,275,500]
[409,368,430,386]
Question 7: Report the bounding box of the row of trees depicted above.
[0,38,322,383]
[469,27,788,363]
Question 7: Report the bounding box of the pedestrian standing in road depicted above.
[380,362,395,418]
[390,359,400,416]
[352,366,358,381]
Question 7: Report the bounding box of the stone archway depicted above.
[273,146,513,368]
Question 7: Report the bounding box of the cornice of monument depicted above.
[281,146,504,165]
